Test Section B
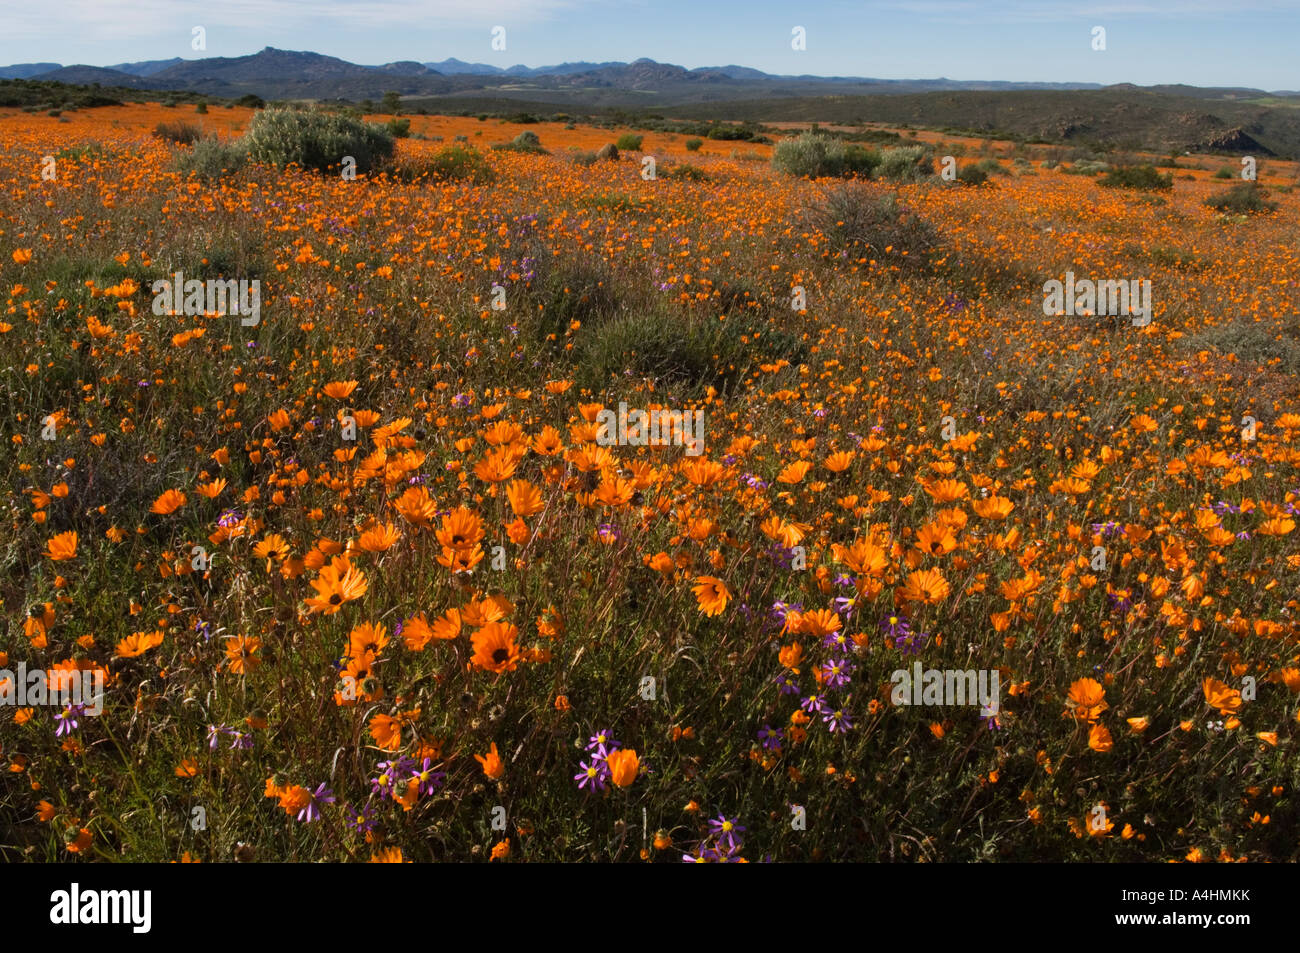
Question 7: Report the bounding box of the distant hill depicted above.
[424,58,503,75]
[659,88,1300,157]
[6,48,1300,157]
[0,47,1145,103]
[0,62,61,79]
[31,65,146,86]
[107,57,186,77]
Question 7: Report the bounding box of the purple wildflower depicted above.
[371,756,416,799]
[411,758,446,796]
[822,629,853,654]
[574,759,609,792]
[770,601,802,627]
[297,783,335,823]
[707,814,746,849]
[820,658,855,689]
[881,614,911,639]
[896,630,930,656]
[345,802,377,834]
[800,693,828,716]
[823,707,853,733]
[757,724,784,750]
[55,703,85,737]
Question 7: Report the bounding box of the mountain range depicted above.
[9,46,1289,105]
[5,48,1299,157]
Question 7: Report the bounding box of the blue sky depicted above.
[4,0,1298,89]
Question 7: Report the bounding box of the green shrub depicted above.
[528,254,619,347]
[393,145,496,184]
[571,150,599,167]
[956,164,989,186]
[975,157,1011,176]
[842,145,882,177]
[1063,159,1110,176]
[684,138,703,152]
[153,121,204,145]
[1214,167,1235,179]
[615,133,644,151]
[805,184,939,265]
[195,102,208,114]
[492,130,547,154]
[1181,319,1300,374]
[772,133,881,179]
[581,309,806,395]
[385,117,411,139]
[662,162,711,182]
[582,313,727,391]
[876,145,933,182]
[54,143,107,162]
[242,108,395,175]
[1204,182,1278,214]
[772,133,838,178]
[706,126,750,141]
[171,136,248,180]
[1098,165,1173,191]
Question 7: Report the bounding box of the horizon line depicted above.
[3,48,1293,93]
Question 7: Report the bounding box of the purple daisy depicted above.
[297,783,335,823]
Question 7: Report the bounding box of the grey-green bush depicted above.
[393,145,495,184]
[171,137,248,180]
[1098,165,1173,191]
[492,130,547,154]
[153,121,204,145]
[805,184,939,264]
[662,162,711,182]
[772,133,838,178]
[1181,319,1300,374]
[771,133,881,179]
[242,108,395,175]
[1204,182,1278,214]
[876,145,933,182]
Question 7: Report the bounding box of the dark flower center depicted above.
[492,648,509,664]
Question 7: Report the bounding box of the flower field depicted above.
[2,102,1299,862]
